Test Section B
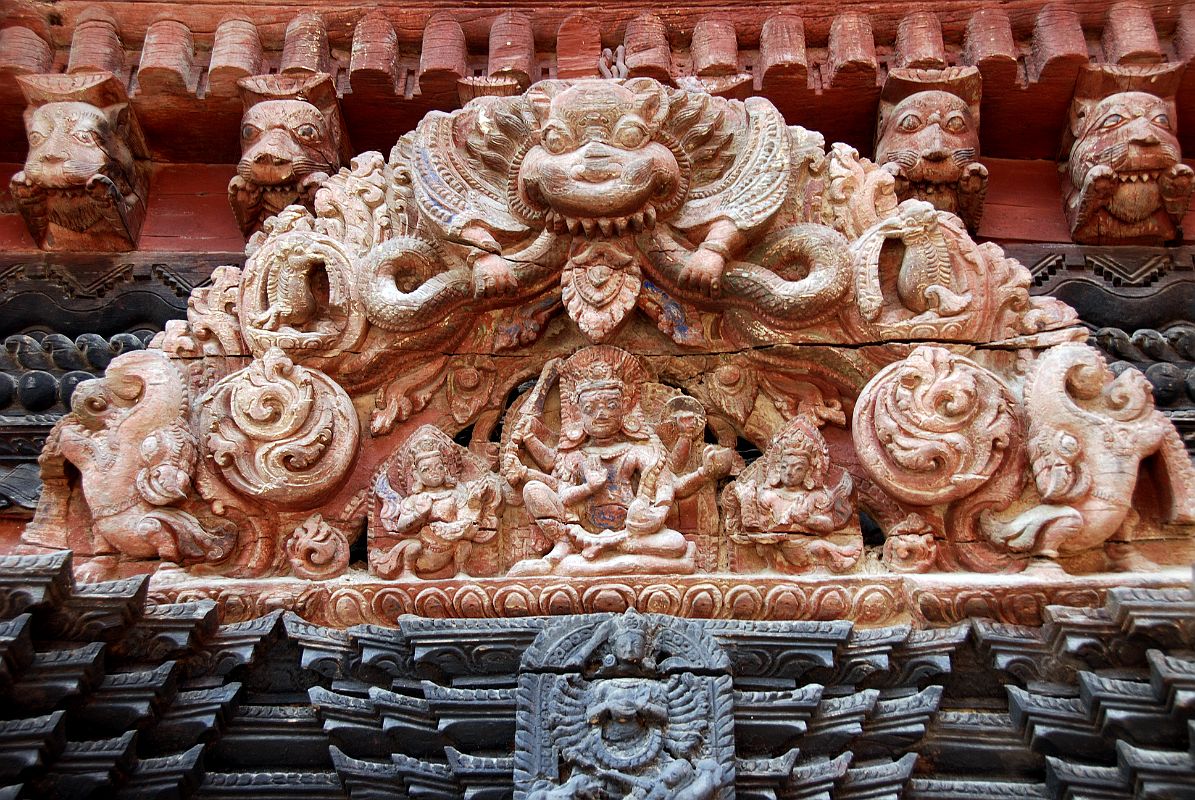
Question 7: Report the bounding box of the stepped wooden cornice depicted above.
[2,1,1195,163]
[0,551,1190,797]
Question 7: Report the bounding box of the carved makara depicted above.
[986,344,1195,565]
[20,77,1194,587]
[229,73,352,236]
[23,351,234,567]
[876,67,987,233]
[10,71,150,251]
[1062,64,1193,245]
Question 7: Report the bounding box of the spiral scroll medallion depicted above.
[853,346,1023,507]
[199,348,360,507]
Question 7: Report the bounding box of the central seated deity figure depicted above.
[504,347,698,576]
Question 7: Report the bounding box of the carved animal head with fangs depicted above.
[515,79,685,232]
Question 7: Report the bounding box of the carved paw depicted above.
[958,162,989,196]
[8,171,41,200]
[297,171,330,206]
[85,174,121,205]
[679,247,725,296]
[1082,164,1118,201]
[472,253,519,298]
[1160,163,1194,205]
[228,174,261,201]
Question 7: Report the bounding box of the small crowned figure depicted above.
[503,346,697,576]
[371,425,501,579]
[724,417,861,574]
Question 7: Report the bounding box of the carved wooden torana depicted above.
[16,78,1195,622]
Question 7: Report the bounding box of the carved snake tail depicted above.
[645,225,851,326]
[358,231,564,332]
[357,236,472,332]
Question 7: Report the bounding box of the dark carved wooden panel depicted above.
[0,550,1187,797]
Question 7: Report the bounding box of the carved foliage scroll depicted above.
[199,348,360,507]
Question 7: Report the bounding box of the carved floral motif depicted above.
[854,347,1022,508]
[285,513,351,580]
[199,348,359,506]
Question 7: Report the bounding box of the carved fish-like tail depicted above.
[138,508,235,565]
[1155,422,1195,523]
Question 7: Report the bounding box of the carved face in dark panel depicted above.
[1068,91,1181,223]
[517,81,682,224]
[237,100,340,186]
[876,90,979,202]
[22,101,136,191]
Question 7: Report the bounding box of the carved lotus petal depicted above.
[562,260,642,342]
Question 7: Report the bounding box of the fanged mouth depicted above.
[545,205,658,237]
[906,180,958,194]
[1114,170,1164,183]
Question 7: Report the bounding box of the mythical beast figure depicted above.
[23,350,234,567]
[1062,65,1193,245]
[989,344,1195,567]
[10,71,149,251]
[228,73,351,236]
[359,77,855,343]
[875,67,988,232]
